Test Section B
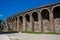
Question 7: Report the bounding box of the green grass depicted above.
[22,31,60,34]
[2,30,18,33]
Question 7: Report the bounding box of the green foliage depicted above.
[0,20,2,26]
[0,20,2,22]
[8,30,18,33]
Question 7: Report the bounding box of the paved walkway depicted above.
[1,32,60,40]
[0,35,10,40]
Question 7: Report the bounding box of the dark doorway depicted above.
[53,6,60,19]
[41,9,49,20]
[25,14,30,22]
[32,12,38,21]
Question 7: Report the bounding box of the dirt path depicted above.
[3,32,59,40]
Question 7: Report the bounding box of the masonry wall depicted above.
[6,3,60,33]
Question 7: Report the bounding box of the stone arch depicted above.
[41,9,49,20]
[25,14,30,22]
[32,12,39,32]
[41,8,50,32]
[25,14,30,31]
[32,12,38,22]
[53,6,60,19]
[52,5,60,32]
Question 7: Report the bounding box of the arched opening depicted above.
[32,12,38,32]
[41,9,49,20]
[53,6,60,32]
[32,12,38,21]
[53,6,60,19]
[19,16,23,23]
[25,14,30,31]
[41,9,50,32]
[25,14,30,22]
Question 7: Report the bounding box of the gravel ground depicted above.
[0,32,60,40]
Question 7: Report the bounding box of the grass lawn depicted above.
[1,30,18,33]
[22,31,60,34]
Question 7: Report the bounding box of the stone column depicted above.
[7,20,10,30]
[30,14,33,32]
[12,20,14,31]
[5,20,8,31]
[38,12,42,32]
[22,16,26,31]
[50,12,54,32]
[15,18,17,31]
[11,21,13,30]
[14,19,17,31]
[17,16,20,32]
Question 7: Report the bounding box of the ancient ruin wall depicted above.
[5,3,60,32]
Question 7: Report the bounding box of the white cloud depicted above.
[0,14,3,17]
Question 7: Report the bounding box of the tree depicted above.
[0,20,2,31]
[0,20,2,26]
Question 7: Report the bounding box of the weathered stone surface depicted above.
[34,22,39,32]
[26,22,30,31]
[54,18,60,32]
[3,3,60,33]
[43,19,50,32]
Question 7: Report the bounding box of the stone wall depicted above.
[5,3,60,33]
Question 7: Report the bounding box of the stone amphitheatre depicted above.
[2,3,60,33]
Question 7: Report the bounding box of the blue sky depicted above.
[0,0,60,20]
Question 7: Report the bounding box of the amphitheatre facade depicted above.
[3,3,60,32]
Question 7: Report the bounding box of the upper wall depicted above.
[6,3,60,21]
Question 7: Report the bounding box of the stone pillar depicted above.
[5,20,8,31]
[12,20,14,30]
[17,16,20,32]
[14,19,17,31]
[50,12,54,32]
[15,18,17,31]
[30,15,33,32]
[12,20,15,31]
[7,20,10,30]
[22,16,25,31]
[11,21,13,30]
[38,12,42,32]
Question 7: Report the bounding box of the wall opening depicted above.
[53,6,60,19]
[32,12,38,21]
[25,14,30,22]
[41,9,49,20]
[19,16,23,23]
